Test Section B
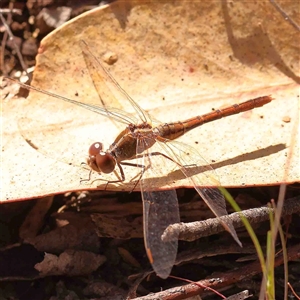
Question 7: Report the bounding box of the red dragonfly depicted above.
[9,41,273,278]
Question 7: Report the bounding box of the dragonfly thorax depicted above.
[87,142,116,174]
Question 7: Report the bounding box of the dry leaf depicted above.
[19,196,53,239]
[83,280,127,298]
[34,249,106,276]
[2,0,299,201]
[26,219,100,253]
[91,214,143,238]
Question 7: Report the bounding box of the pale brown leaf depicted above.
[2,1,299,201]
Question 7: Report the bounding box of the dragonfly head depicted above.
[87,142,116,174]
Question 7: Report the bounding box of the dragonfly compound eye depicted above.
[95,153,116,174]
[88,142,103,156]
[87,142,116,173]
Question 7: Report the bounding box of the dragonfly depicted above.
[8,40,273,279]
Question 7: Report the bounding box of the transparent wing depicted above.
[80,40,151,124]
[137,138,180,279]
[156,139,241,247]
[8,39,154,132]
[9,78,139,126]
[142,189,179,279]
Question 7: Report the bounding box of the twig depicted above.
[0,7,29,76]
[132,243,300,300]
[162,196,300,242]
[0,8,22,15]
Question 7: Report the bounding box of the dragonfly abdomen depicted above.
[155,95,273,142]
[155,122,190,141]
[156,116,211,141]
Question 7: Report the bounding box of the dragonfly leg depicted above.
[119,161,146,192]
[80,160,145,191]
[136,152,183,167]
[80,162,101,185]
[80,169,94,184]
[82,174,124,190]
[125,152,189,192]
[146,152,197,168]
[125,151,188,193]
[79,162,125,188]
[93,161,138,190]
[80,161,93,171]
[98,162,126,189]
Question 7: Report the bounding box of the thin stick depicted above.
[0,8,29,76]
[269,0,300,31]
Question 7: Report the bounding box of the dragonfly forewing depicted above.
[80,41,124,112]
[80,40,150,124]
